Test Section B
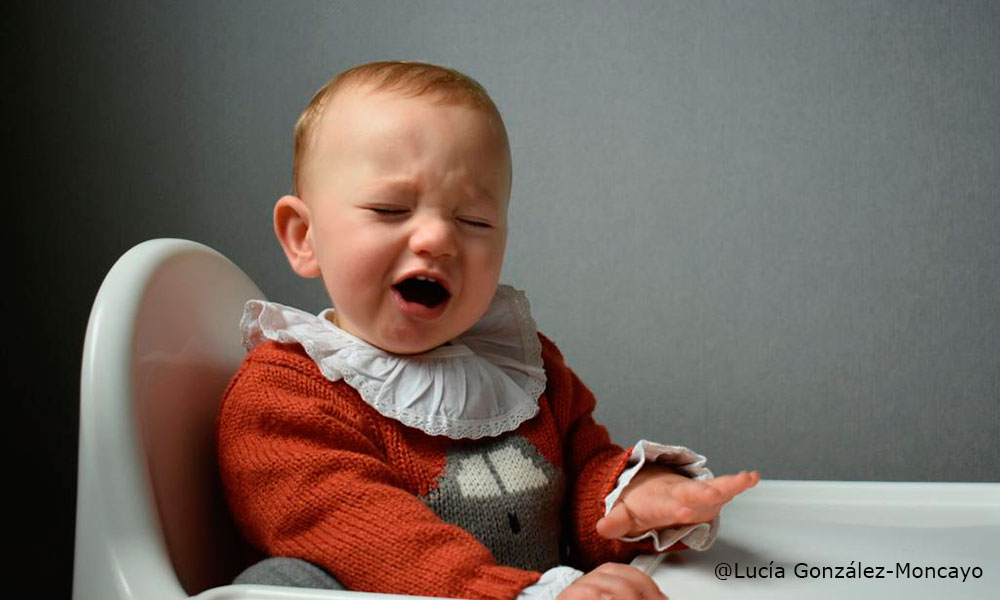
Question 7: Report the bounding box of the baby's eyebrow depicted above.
[466,184,498,205]
[367,178,499,207]
[367,179,420,198]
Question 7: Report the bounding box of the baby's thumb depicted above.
[595,503,632,539]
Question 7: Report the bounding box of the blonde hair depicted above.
[292,60,509,195]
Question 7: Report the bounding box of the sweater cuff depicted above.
[516,566,584,600]
[461,565,543,600]
[603,440,719,551]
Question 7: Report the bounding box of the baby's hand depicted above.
[596,467,760,539]
[558,562,666,600]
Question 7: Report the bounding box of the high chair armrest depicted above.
[195,584,453,600]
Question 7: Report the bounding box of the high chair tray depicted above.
[632,479,999,600]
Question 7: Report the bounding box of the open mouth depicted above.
[392,276,451,308]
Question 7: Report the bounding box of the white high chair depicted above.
[75,238,999,600]
[74,239,419,600]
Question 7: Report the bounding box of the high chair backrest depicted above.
[74,239,264,599]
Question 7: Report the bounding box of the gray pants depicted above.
[234,557,345,590]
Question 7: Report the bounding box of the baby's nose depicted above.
[409,216,457,258]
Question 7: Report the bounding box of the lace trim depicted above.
[333,359,542,440]
[456,284,547,409]
[503,285,545,405]
[516,566,584,600]
[605,440,719,552]
[241,285,546,440]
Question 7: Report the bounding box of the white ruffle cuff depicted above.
[603,440,719,551]
[516,566,584,600]
[517,444,718,600]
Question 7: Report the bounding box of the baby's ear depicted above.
[274,195,321,278]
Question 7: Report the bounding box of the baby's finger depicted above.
[669,479,724,507]
[707,471,760,503]
[635,491,700,526]
[596,501,638,539]
[588,563,666,600]
[633,480,721,525]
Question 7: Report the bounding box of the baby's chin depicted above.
[342,296,494,354]
[364,322,457,355]
[368,336,447,355]
[383,341,446,355]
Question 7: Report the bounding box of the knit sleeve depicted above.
[536,334,684,570]
[217,342,540,600]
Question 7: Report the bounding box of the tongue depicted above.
[395,278,449,308]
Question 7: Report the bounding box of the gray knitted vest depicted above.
[421,435,566,571]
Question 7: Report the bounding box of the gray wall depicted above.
[12,0,998,594]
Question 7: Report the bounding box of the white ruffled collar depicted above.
[240,285,547,439]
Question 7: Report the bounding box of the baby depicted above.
[218,61,759,600]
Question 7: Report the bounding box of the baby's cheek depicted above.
[468,246,505,291]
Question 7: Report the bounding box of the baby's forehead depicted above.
[298,83,511,201]
[318,86,424,145]
[319,84,498,143]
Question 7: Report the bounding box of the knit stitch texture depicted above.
[218,332,676,599]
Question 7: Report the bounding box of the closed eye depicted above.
[458,218,492,229]
[367,207,409,216]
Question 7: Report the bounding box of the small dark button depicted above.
[507,511,521,534]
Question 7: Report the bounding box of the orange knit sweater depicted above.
[218,332,676,599]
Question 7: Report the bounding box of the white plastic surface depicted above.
[194,586,443,600]
[77,240,996,600]
[633,479,1000,599]
[74,239,421,600]
[74,239,265,600]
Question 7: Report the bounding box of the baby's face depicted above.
[299,86,511,354]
